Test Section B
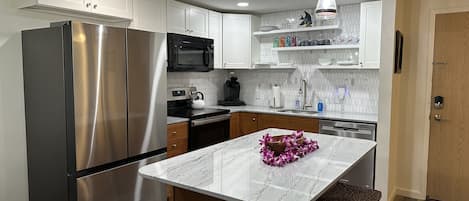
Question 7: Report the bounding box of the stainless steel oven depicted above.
[167,33,214,72]
[190,114,231,151]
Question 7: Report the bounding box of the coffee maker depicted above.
[218,73,246,106]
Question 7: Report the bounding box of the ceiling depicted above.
[178,0,372,14]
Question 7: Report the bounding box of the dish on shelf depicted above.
[337,60,358,65]
[259,26,280,32]
[318,58,332,66]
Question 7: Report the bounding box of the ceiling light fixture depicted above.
[315,0,337,20]
[237,2,249,7]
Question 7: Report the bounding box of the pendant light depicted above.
[315,0,337,20]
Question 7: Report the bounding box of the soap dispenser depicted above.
[295,88,303,110]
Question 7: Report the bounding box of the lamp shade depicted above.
[315,0,337,20]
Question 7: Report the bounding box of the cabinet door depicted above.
[222,14,252,69]
[209,11,223,69]
[130,0,166,33]
[167,0,188,35]
[188,7,209,37]
[38,0,90,12]
[91,0,133,19]
[239,112,258,135]
[359,1,382,69]
[257,114,319,133]
[229,112,240,139]
[167,122,188,158]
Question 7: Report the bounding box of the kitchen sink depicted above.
[278,109,319,115]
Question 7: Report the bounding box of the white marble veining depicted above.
[139,128,376,201]
[167,116,189,125]
[207,105,378,123]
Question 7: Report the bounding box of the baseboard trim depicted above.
[389,187,397,201]
[395,187,426,200]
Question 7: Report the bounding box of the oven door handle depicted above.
[191,114,231,127]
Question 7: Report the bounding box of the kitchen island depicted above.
[139,128,376,201]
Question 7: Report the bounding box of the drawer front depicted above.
[258,114,319,133]
[167,122,188,158]
[167,138,188,158]
[168,122,188,141]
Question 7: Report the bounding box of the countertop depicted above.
[207,105,378,124]
[139,128,377,201]
[167,116,189,125]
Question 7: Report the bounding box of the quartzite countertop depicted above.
[139,128,376,201]
[206,105,378,124]
[167,116,189,125]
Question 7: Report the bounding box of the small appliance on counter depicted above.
[168,87,230,151]
[218,72,246,106]
[191,91,205,109]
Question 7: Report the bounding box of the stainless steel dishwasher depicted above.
[319,120,376,189]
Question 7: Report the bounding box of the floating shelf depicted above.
[316,65,379,70]
[253,25,340,36]
[272,45,360,51]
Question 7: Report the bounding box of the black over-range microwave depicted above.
[167,33,214,72]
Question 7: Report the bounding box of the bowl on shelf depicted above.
[318,58,333,66]
[259,26,280,32]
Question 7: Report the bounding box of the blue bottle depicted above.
[317,100,324,112]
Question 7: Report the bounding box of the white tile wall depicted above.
[167,70,228,105]
[167,4,379,114]
[232,68,379,114]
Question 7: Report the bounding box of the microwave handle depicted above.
[203,45,210,66]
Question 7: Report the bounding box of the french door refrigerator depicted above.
[22,21,167,201]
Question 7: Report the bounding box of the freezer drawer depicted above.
[77,154,167,201]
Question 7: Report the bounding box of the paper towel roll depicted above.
[272,85,281,108]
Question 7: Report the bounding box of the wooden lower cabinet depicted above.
[230,112,320,139]
[167,122,189,201]
[174,187,223,201]
[257,113,319,133]
[239,112,259,135]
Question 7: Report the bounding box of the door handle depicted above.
[434,114,442,121]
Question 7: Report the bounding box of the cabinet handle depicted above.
[171,131,177,135]
[93,4,98,9]
[171,144,177,148]
[85,3,91,7]
[252,118,256,121]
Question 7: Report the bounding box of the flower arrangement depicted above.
[259,131,319,167]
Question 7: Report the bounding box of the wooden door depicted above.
[427,12,469,201]
[239,112,258,135]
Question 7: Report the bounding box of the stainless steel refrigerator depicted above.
[22,21,167,201]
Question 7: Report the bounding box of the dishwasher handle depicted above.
[191,114,231,127]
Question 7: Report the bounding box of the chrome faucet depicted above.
[301,79,312,110]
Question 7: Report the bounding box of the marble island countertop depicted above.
[139,128,376,201]
[206,105,378,123]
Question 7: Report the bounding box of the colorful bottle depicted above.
[286,36,291,47]
[273,37,279,48]
[317,100,324,112]
[279,36,286,47]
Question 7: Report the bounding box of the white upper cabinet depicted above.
[209,11,223,69]
[222,14,260,69]
[167,0,209,37]
[91,0,133,19]
[18,0,133,20]
[130,0,166,33]
[359,1,382,69]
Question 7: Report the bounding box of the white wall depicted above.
[390,0,469,200]
[0,1,126,200]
